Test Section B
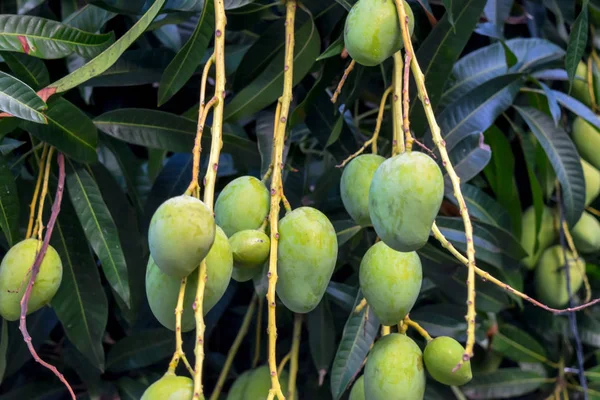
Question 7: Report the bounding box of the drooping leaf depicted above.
[0,154,19,247]
[105,328,175,373]
[307,295,336,379]
[535,80,561,126]
[461,368,549,399]
[493,323,549,364]
[445,131,491,188]
[1,51,49,89]
[0,70,46,123]
[316,34,344,61]
[565,4,588,93]
[551,89,600,130]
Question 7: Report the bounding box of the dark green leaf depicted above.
[316,34,344,61]
[106,328,175,373]
[116,377,147,400]
[551,89,600,130]
[411,304,468,339]
[483,0,514,38]
[536,80,561,126]
[63,4,117,32]
[493,323,549,364]
[446,131,491,186]
[566,4,588,93]
[326,281,358,313]
[0,382,67,400]
[462,368,549,399]
[0,319,7,384]
[0,155,19,247]
[447,183,512,231]
[0,70,46,123]
[1,51,49,89]
[307,295,336,376]
[334,220,362,247]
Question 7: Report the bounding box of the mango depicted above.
[359,242,421,325]
[424,336,472,386]
[572,61,593,108]
[232,263,263,283]
[146,227,233,331]
[369,151,443,252]
[215,176,270,237]
[230,229,270,268]
[349,375,365,400]
[344,0,414,66]
[573,117,600,170]
[148,195,216,278]
[581,158,600,206]
[364,333,426,400]
[277,207,338,314]
[0,239,62,321]
[571,211,600,253]
[520,206,557,269]
[535,245,585,308]
[340,154,385,226]
[226,365,294,400]
[141,373,193,400]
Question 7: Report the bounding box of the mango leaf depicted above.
[445,131,491,188]
[514,106,586,227]
[116,377,147,400]
[225,0,257,9]
[66,159,131,307]
[158,0,214,105]
[551,89,600,130]
[565,4,588,92]
[0,70,46,123]
[482,0,514,38]
[307,295,336,379]
[535,80,561,126]
[23,97,98,163]
[330,291,379,400]
[334,220,362,247]
[0,382,67,400]
[447,183,512,231]
[49,0,167,94]
[63,4,117,32]
[316,34,343,61]
[493,323,549,364]
[106,329,175,373]
[0,15,114,59]
[411,304,468,339]
[0,319,7,384]
[1,51,49,89]
[462,368,549,399]
[0,155,19,247]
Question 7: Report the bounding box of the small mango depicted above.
[573,117,600,170]
[277,207,338,314]
[230,229,270,268]
[340,154,385,226]
[349,375,365,400]
[226,365,294,400]
[571,61,593,107]
[424,336,472,386]
[581,158,600,206]
[534,245,585,308]
[141,373,193,400]
[359,241,421,325]
[369,151,443,252]
[232,263,263,283]
[520,206,557,269]
[571,211,600,253]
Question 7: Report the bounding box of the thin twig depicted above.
[331,60,356,104]
[167,278,194,376]
[253,296,264,368]
[402,51,413,151]
[392,52,404,155]
[404,315,432,341]
[288,313,302,400]
[26,145,49,239]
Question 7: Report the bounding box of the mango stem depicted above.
[403,315,432,342]
[167,278,194,376]
[392,52,404,155]
[288,313,302,400]
[331,59,356,104]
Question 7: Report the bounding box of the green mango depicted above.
[277,207,338,314]
[520,206,557,269]
[226,365,295,400]
[423,336,472,386]
[364,333,426,400]
[369,151,443,252]
[232,263,263,282]
[230,229,270,268]
[146,226,232,331]
[215,176,270,237]
[141,373,193,400]
[572,211,600,253]
[359,241,421,325]
[581,158,600,206]
[340,154,385,226]
[148,195,216,278]
[534,245,585,308]
[349,375,365,400]
[344,0,414,66]
[572,61,593,107]
[0,239,63,321]
[573,117,600,170]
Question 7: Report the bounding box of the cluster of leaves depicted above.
[0,0,599,399]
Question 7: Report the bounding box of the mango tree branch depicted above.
[392,52,404,155]
[331,60,356,104]
[404,315,432,342]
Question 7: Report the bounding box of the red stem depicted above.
[18,152,75,400]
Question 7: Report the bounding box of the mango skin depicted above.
[232,263,262,283]
[364,333,426,400]
[226,366,294,400]
[359,242,421,325]
[344,0,414,66]
[0,239,63,321]
[215,176,270,237]
[572,61,593,108]
[424,336,472,386]
[277,207,338,314]
[340,154,385,226]
[149,195,216,278]
[535,245,585,308]
[369,152,443,252]
[582,158,600,206]
[141,374,193,400]
[230,230,270,268]
[520,206,557,269]
[349,375,365,400]
[146,227,233,331]
[573,117,600,170]
[572,211,600,253]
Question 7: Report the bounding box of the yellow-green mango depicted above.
[573,117,600,170]
[344,0,414,66]
[349,375,365,400]
[0,239,63,321]
[520,206,557,269]
[369,152,443,252]
[424,336,472,386]
[141,373,193,400]
[581,158,600,206]
[572,211,600,253]
[572,61,593,107]
[364,333,426,400]
[215,176,270,237]
[359,241,421,325]
[340,154,385,226]
[226,365,295,400]
[277,207,338,314]
[148,195,216,278]
[535,245,585,308]
[230,229,270,268]
[146,227,233,331]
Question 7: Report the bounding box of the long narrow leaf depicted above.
[0,154,19,247]
[0,70,46,123]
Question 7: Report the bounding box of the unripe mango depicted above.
[344,0,414,66]
[340,154,385,226]
[230,230,270,268]
[146,227,233,331]
[148,195,216,278]
[535,245,585,308]
[359,242,421,325]
[0,239,63,321]
[141,373,193,400]
[369,152,443,252]
[232,263,262,282]
[573,117,600,170]
[581,158,600,206]
[349,375,365,400]
[572,61,593,107]
[571,211,600,253]
[364,333,426,400]
[424,336,472,386]
[277,207,338,314]
[520,206,557,269]
[215,176,270,237]
[226,366,294,400]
